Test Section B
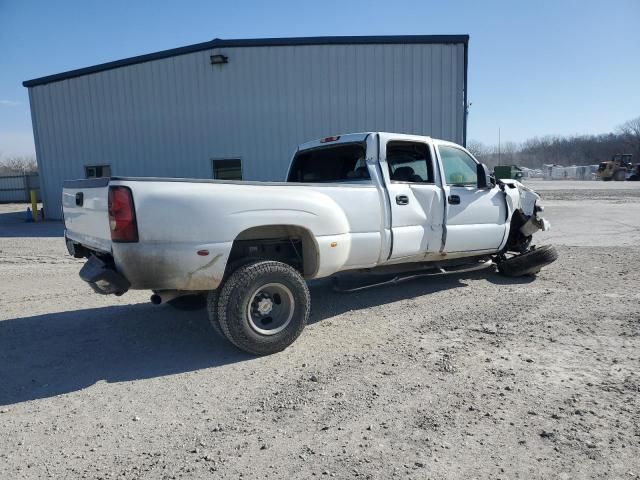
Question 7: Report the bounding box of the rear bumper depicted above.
[79,255,130,295]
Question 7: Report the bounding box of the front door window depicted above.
[439,146,477,186]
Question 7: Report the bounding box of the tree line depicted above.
[468,116,640,169]
[1,116,639,175]
[0,155,37,176]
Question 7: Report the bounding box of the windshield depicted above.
[287,143,369,183]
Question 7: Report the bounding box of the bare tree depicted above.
[471,117,640,169]
[466,140,488,160]
[618,116,640,138]
[617,116,640,159]
[500,141,519,165]
[0,155,38,174]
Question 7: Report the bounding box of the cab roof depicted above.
[297,132,451,152]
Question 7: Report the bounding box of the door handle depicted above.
[448,195,460,205]
[75,192,84,206]
[396,195,409,205]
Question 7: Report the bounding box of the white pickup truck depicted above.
[63,132,556,355]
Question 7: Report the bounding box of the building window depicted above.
[85,165,111,178]
[212,159,242,180]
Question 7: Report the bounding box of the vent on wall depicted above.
[210,54,228,65]
[85,165,111,178]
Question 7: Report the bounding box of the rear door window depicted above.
[386,141,433,183]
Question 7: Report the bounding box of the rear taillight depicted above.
[108,186,138,242]
[320,136,340,143]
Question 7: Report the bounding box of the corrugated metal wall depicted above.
[28,43,465,218]
[0,174,40,203]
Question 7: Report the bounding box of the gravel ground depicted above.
[1,183,639,479]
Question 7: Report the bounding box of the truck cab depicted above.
[287,133,511,260]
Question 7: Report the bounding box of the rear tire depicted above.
[216,260,310,355]
[498,245,558,277]
[206,290,223,337]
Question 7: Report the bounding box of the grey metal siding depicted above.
[27,42,466,218]
[0,174,40,202]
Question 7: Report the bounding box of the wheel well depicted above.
[503,209,532,254]
[226,225,319,278]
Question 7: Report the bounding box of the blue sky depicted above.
[1,0,638,158]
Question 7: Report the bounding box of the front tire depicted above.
[498,245,558,277]
[216,261,310,355]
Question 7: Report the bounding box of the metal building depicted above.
[23,35,469,218]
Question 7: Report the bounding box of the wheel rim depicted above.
[246,282,295,335]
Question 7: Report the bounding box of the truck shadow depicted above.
[0,210,63,237]
[308,269,534,323]
[0,270,533,406]
[0,303,251,406]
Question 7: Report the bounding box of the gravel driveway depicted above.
[1,183,639,479]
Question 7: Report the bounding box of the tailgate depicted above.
[62,178,112,252]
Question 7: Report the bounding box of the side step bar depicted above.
[331,260,494,293]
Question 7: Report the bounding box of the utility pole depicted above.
[498,128,501,164]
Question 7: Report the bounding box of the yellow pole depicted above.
[30,190,38,222]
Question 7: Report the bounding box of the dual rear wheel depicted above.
[207,260,310,355]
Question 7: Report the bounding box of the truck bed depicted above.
[62,176,387,291]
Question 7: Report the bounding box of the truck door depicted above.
[436,143,507,253]
[380,135,445,260]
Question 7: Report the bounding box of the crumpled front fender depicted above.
[498,180,550,250]
[500,179,540,216]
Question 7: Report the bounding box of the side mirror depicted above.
[477,163,493,189]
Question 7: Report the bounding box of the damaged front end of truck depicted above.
[495,179,558,276]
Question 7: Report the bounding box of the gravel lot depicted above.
[1,182,639,479]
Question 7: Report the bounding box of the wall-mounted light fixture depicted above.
[210,54,228,65]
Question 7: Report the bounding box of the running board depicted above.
[332,260,494,293]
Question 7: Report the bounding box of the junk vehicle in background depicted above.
[598,153,634,181]
[494,165,523,181]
